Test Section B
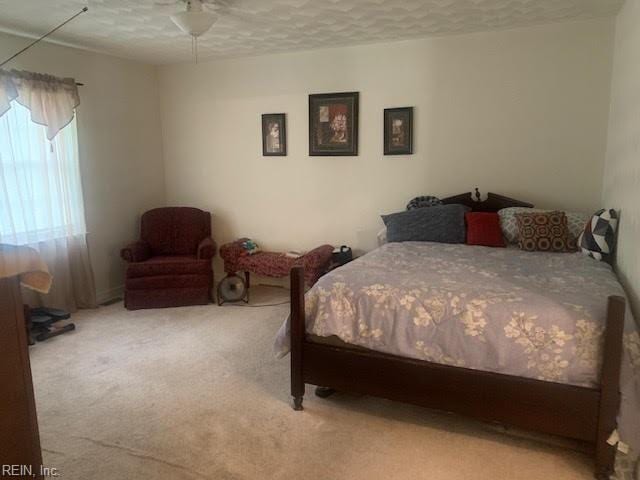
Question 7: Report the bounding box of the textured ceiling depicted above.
[0,0,624,65]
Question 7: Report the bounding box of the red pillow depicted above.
[465,212,505,247]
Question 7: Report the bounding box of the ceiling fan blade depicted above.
[182,0,273,30]
[201,3,277,28]
[202,0,259,15]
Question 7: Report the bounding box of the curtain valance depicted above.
[0,69,80,140]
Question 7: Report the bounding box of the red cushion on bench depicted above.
[220,241,333,286]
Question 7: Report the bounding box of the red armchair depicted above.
[121,207,216,310]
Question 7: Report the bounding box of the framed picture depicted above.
[309,92,359,156]
[384,107,413,155]
[262,113,287,156]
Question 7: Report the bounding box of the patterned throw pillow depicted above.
[406,195,443,210]
[515,211,575,252]
[578,209,618,262]
[499,207,589,244]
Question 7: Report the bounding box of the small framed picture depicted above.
[262,113,287,156]
[384,107,413,155]
[309,92,359,156]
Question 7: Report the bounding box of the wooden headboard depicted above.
[441,188,534,212]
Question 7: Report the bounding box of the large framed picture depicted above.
[262,113,287,156]
[309,92,359,156]
[384,107,413,155]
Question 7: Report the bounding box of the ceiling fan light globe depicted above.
[170,11,217,37]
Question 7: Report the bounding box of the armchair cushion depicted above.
[126,255,211,279]
[126,273,212,291]
[120,241,151,263]
[197,237,217,260]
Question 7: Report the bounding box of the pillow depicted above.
[406,195,443,210]
[499,207,590,244]
[515,211,575,252]
[578,209,618,263]
[465,212,505,247]
[382,204,470,244]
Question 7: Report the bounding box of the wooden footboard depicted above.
[596,294,626,478]
[289,266,626,479]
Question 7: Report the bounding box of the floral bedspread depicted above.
[274,242,640,454]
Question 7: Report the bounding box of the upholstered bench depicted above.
[219,239,333,294]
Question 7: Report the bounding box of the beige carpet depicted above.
[30,286,597,480]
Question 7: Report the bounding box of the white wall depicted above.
[0,32,166,302]
[0,16,619,298]
[158,19,614,266]
[603,0,640,318]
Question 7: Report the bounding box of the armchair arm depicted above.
[120,240,151,263]
[197,237,217,260]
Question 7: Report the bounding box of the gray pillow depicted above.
[381,204,470,243]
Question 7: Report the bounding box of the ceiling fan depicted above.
[154,0,248,62]
[157,0,219,37]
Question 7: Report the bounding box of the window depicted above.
[0,101,87,245]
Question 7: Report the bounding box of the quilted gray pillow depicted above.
[499,207,589,244]
[382,204,470,244]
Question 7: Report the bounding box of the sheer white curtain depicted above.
[0,102,86,244]
[0,73,95,311]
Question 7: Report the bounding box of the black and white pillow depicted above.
[406,196,443,210]
[578,209,618,262]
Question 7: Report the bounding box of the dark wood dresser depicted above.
[0,275,43,478]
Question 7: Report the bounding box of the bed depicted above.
[274,191,640,479]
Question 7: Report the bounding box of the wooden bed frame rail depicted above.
[289,266,626,479]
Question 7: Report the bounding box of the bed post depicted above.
[290,266,305,411]
[595,295,626,480]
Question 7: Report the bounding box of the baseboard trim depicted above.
[95,282,282,306]
[96,285,124,305]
